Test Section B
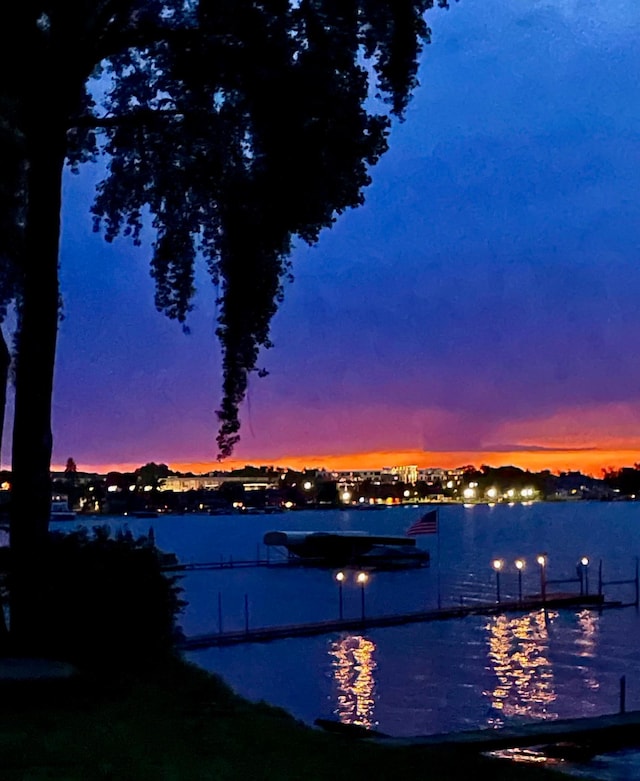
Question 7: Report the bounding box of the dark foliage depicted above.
[5,526,185,672]
[602,465,640,497]
[80,0,447,458]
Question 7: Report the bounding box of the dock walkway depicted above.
[179,592,615,650]
[368,709,640,756]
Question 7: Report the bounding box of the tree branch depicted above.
[69,107,187,131]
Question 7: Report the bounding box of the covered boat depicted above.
[263,530,429,570]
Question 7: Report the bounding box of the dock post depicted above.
[635,557,639,608]
[577,563,584,596]
[335,571,345,620]
[492,560,503,603]
[515,559,524,604]
[620,675,627,714]
[218,592,223,634]
[244,594,249,633]
[537,554,547,604]
[357,572,369,623]
[598,559,603,597]
[581,557,590,596]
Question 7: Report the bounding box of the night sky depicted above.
[10,0,640,476]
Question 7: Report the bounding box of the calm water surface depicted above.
[60,502,640,779]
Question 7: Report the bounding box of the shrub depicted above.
[7,526,186,673]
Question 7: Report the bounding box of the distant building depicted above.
[417,468,465,487]
[159,474,279,492]
[50,471,100,487]
[389,465,418,484]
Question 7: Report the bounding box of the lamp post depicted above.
[357,571,369,622]
[335,571,345,620]
[492,559,503,603]
[580,556,589,596]
[515,559,525,603]
[537,553,547,603]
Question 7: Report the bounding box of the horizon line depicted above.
[48,446,640,478]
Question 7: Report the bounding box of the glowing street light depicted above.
[579,556,590,595]
[357,571,369,622]
[515,558,525,603]
[492,559,503,603]
[537,553,547,602]
[335,571,346,620]
[303,481,312,490]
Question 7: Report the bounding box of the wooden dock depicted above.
[162,558,288,572]
[179,592,614,650]
[316,709,640,759]
[367,709,640,757]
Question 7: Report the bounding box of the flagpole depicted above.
[436,509,441,609]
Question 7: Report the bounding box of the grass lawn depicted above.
[0,657,595,780]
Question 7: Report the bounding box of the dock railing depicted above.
[597,556,639,607]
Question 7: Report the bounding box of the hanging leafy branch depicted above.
[13,1,447,461]
[85,0,446,458]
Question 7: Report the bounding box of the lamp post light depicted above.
[515,559,525,603]
[492,559,503,603]
[335,571,345,620]
[580,556,589,596]
[357,571,369,622]
[537,553,547,603]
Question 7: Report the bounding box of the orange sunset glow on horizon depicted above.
[54,447,640,478]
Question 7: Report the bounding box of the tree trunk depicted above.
[9,129,66,654]
[0,329,10,647]
[0,328,10,465]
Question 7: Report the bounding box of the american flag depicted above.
[406,509,438,536]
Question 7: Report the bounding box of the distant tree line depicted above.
[3,461,633,516]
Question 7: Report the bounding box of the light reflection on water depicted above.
[330,635,377,728]
[576,608,600,691]
[484,610,558,725]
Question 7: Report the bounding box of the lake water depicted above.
[57,501,640,779]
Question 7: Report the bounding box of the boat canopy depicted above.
[263,530,418,562]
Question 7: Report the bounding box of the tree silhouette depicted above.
[1,1,446,651]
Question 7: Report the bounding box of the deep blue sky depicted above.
[17,0,640,474]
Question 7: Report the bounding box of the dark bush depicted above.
[7,526,186,673]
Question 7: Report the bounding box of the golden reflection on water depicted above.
[329,634,377,728]
[576,608,600,691]
[484,609,558,726]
